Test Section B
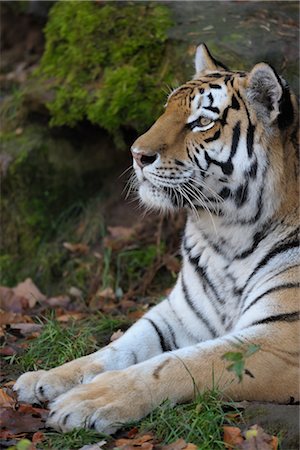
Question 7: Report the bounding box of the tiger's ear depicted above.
[195,43,228,74]
[246,63,283,124]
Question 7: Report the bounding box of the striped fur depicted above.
[14,45,299,434]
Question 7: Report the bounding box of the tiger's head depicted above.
[131,44,298,223]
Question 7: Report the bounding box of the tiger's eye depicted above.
[199,117,212,126]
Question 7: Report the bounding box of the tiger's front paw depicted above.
[14,359,104,404]
[46,369,154,434]
[13,370,47,404]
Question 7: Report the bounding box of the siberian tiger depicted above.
[14,44,299,434]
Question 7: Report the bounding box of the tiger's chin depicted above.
[138,181,175,212]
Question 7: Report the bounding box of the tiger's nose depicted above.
[131,149,158,169]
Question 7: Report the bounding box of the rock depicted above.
[239,401,299,450]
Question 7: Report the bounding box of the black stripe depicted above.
[183,238,226,305]
[181,276,217,337]
[167,297,199,343]
[220,106,229,126]
[243,282,300,315]
[209,83,222,89]
[236,221,270,259]
[219,187,231,200]
[204,129,221,143]
[244,236,300,289]
[206,73,226,79]
[187,252,225,306]
[205,151,234,176]
[224,75,232,84]
[246,158,258,179]
[230,121,241,158]
[246,123,255,158]
[234,183,248,208]
[203,106,220,114]
[208,93,213,105]
[160,316,178,349]
[144,318,171,352]
[175,159,185,166]
[251,311,300,326]
[231,95,240,110]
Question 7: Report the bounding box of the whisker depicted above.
[119,166,133,178]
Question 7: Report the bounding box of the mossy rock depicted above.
[35,1,179,146]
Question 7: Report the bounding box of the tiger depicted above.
[14,44,299,434]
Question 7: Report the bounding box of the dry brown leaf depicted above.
[0,345,18,356]
[115,433,154,448]
[107,226,136,241]
[0,311,33,325]
[13,278,46,308]
[79,441,107,450]
[184,444,198,450]
[63,242,89,254]
[161,438,187,450]
[10,323,43,335]
[0,388,16,408]
[110,329,124,342]
[163,254,181,274]
[240,425,278,450]
[32,431,46,444]
[97,287,116,300]
[0,404,48,434]
[0,286,28,313]
[45,295,71,307]
[223,425,244,447]
[127,427,139,438]
[56,312,86,322]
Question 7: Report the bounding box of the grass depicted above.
[138,391,241,449]
[41,429,110,450]
[10,314,130,372]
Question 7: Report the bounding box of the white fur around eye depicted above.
[191,121,215,133]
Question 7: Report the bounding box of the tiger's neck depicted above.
[186,131,299,258]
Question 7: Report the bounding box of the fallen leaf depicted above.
[97,287,116,300]
[223,426,244,447]
[13,278,46,308]
[127,427,139,438]
[0,388,15,407]
[45,295,71,307]
[10,323,43,335]
[63,242,89,254]
[17,404,48,419]
[107,226,136,241]
[0,286,28,313]
[56,312,86,322]
[79,440,107,450]
[32,431,45,444]
[110,329,124,342]
[161,438,187,450]
[0,405,48,434]
[184,445,198,450]
[0,311,33,326]
[0,345,18,356]
[115,433,154,448]
[163,254,181,273]
[240,425,278,450]
[103,226,136,250]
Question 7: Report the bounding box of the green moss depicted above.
[36,1,176,144]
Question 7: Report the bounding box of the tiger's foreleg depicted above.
[14,297,196,404]
[46,321,299,433]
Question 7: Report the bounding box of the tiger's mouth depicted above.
[138,180,176,211]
